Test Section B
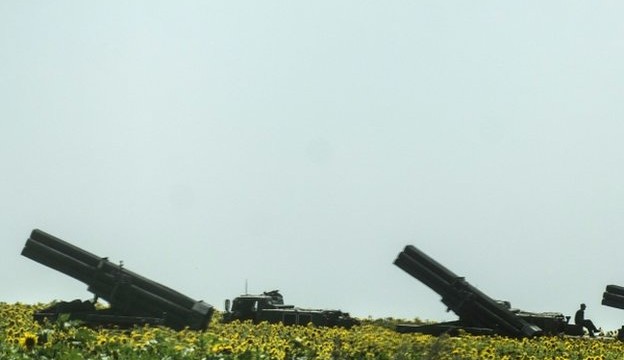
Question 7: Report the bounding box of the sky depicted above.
[2,1,624,331]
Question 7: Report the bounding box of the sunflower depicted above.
[19,332,38,350]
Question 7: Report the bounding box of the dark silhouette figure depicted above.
[575,303,600,337]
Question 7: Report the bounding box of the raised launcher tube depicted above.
[21,229,214,330]
[602,285,624,310]
[394,245,542,338]
[602,285,624,340]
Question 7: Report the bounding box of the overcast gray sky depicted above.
[2,1,624,331]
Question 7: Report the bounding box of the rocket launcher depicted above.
[394,245,542,338]
[21,229,213,330]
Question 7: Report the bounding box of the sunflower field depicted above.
[1,302,624,360]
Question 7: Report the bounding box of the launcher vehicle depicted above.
[223,290,359,328]
[601,284,624,340]
[21,229,214,330]
[394,245,583,337]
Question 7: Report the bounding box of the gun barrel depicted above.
[394,245,541,338]
[22,229,213,330]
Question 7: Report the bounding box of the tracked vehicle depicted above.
[394,245,582,337]
[21,229,214,330]
[223,290,358,328]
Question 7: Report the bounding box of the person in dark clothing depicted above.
[575,303,600,337]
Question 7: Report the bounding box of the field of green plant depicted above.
[1,302,623,359]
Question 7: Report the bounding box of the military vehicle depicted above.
[21,229,214,330]
[601,284,624,340]
[222,290,359,328]
[394,245,582,337]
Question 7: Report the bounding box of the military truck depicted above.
[394,245,583,337]
[21,229,214,330]
[222,290,359,328]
